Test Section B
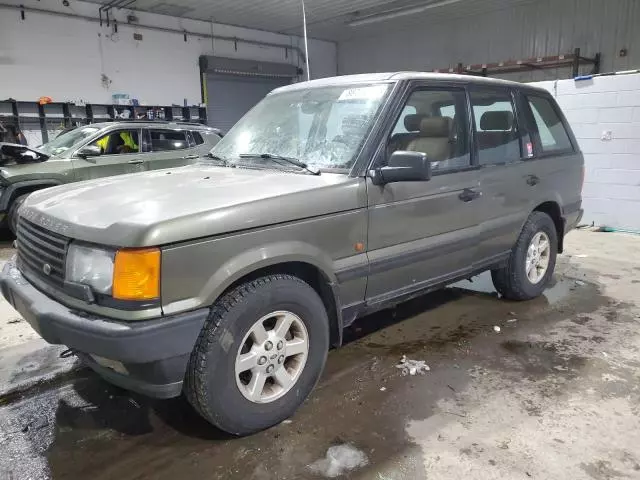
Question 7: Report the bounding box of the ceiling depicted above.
[87,0,537,41]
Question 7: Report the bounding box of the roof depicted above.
[272,72,548,94]
[88,121,219,131]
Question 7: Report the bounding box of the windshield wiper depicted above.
[205,153,232,167]
[238,153,320,175]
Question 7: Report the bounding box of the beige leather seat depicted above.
[406,117,452,162]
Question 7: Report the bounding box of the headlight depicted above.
[66,244,115,294]
[65,244,160,302]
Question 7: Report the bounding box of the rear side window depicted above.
[526,95,573,154]
[202,131,222,147]
[149,129,188,151]
[191,131,204,145]
[470,90,521,165]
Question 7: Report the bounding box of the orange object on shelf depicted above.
[38,96,53,105]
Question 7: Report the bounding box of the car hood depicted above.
[22,165,363,247]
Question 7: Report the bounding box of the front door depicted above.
[72,128,147,181]
[365,86,484,305]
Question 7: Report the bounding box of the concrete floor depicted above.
[0,229,639,479]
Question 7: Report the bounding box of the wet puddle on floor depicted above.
[0,271,604,480]
[452,271,576,305]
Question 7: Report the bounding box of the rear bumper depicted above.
[0,258,208,398]
[564,208,584,233]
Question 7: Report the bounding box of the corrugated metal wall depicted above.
[338,0,640,81]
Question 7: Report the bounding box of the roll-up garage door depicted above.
[200,56,301,134]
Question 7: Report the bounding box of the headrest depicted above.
[404,114,425,132]
[419,117,451,137]
[480,111,513,131]
[341,114,368,136]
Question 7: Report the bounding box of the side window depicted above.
[470,90,520,165]
[191,131,204,145]
[148,129,188,152]
[90,129,140,155]
[388,89,469,173]
[391,105,417,135]
[526,95,573,153]
[202,131,222,147]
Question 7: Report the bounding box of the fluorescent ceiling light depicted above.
[348,0,465,27]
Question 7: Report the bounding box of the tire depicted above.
[8,194,29,235]
[491,211,558,301]
[184,274,329,436]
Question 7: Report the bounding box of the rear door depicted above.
[470,87,532,265]
[145,128,197,171]
[71,128,147,181]
[365,84,484,305]
[520,92,582,218]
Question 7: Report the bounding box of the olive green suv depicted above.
[0,73,583,436]
[0,121,221,232]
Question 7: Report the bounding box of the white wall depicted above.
[533,74,640,231]
[338,0,640,82]
[0,0,336,106]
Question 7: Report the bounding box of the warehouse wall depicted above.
[338,0,640,81]
[0,0,336,106]
[533,74,640,230]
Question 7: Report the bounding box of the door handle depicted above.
[458,188,482,202]
[182,154,199,160]
[526,175,540,186]
[128,159,144,164]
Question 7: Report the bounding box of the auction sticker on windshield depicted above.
[338,85,387,102]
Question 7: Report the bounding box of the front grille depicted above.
[17,217,69,288]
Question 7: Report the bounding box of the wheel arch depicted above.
[218,261,343,349]
[533,201,564,252]
[1,180,62,211]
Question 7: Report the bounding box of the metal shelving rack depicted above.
[0,100,207,144]
[433,48,601,78]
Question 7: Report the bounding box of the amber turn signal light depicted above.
[113,248,160,301]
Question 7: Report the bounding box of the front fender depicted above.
[161,239,339,316]
[0,180,62,211]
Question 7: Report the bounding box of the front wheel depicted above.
[491,211,558,301]
[184,274,329,436]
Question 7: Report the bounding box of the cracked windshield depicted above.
[211,83,390,170]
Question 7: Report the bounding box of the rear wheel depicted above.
[8,194,29,235]
[184,274,329,436]
[491,211,558,300]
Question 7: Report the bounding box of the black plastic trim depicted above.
[0,259,208,365]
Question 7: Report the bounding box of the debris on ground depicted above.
[308,444,369,478]
[575,280,586,286]
[493,326,501,333]
[379,387,386,392]
[21,417,49,433]
[507,318,517,323]
[396,355,430,375]
[575,254,589,258]
[7,318,21,324]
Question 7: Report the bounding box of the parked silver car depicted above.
[0,121,221,232]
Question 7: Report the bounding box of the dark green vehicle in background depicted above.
[0,121,221,232]
[0,73,583,436]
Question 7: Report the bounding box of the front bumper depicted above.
[0,258,209,398]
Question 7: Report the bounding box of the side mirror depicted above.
[371,151,431,186]
[76,145,102,159]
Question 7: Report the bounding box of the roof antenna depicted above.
[301,0,310,81]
